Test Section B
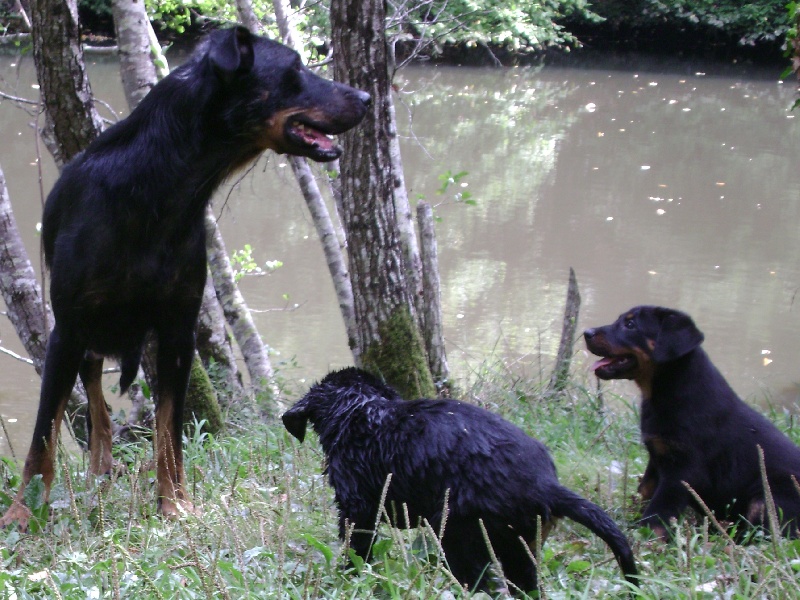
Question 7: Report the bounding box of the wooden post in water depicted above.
[547,268,581,396]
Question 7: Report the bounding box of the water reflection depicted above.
[0,51,798,456]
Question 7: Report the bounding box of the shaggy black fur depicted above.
[0,26,369,531]
[283,367,638,594]
[585,305,800,539]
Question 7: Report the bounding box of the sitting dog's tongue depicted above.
[591,357,616,372]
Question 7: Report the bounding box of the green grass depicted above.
[2,364,800,599]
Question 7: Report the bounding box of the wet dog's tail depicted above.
[551,486,638,587]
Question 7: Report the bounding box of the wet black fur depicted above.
[283,367,638,594]
[585,306,800,538]
[30,27,368,502]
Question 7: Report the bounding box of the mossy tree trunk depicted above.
[330,0,435,400]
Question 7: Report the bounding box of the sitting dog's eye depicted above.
[624,319,636,329]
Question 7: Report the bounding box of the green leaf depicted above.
[371,538,393,559]
[566,559,592,573]
[23,474,45,511]
[302,533,334,566]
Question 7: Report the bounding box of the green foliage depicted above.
[398,0,601,51]
[436,169,475,205]
[591,0,791,45]
[140,0,597,54]
[230,243,282,282]
[787,1,800,109]
[648,0,791,45]
[78,0,112,18]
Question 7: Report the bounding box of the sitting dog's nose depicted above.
[584,328,596,340]
[357,90,371,107]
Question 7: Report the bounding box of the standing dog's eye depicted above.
[624,319,636,330]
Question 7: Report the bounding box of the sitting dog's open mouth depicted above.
[285,118,341,161]
[591,354,636,379]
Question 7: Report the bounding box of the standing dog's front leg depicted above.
[154,327,197,517]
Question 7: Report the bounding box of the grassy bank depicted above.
[2,363,800,598]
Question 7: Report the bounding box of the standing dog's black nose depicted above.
[584,328,597,340]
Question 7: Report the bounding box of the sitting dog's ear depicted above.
[282,405,309,442]
[653,308,704,363]
[209,26,255,82]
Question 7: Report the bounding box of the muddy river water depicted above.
[0,50,798,455]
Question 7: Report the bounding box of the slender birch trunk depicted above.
[0,165,51,376]
[204,210,274,398]
[269,0,360,354]
[416,201,449,389]
[197,277,245,403]
[235,0,261,35]
[111,0,157,109]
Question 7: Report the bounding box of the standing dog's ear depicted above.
[209,26,255,82]
[653,308,704,363]
[282,405,309,442]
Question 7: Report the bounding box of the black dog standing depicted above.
[283,367,638,594]
[0,27,369,531]
[585,306,800,539]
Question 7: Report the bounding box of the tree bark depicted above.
[417,201,449,390]
[270,0,360,352]
[196,276,244,404]
[111,0,157,109]
[0,164,50,376]
[387,92,423,319]
[288,157,359,350]
[29,0,102,167]
[235,0,261,36]
[204,210,274,399]
[330,0,435,400]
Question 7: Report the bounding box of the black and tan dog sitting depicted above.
[585,305,800,539]
[283,367,637,594]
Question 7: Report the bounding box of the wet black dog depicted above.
[0,26,369,531]
[283,367,637,594]
[585,306,800,539]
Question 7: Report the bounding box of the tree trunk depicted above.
[387,92,423,318]
[330,0,435,400]
[235,0,261,35]
[111,0,157,109]
[417,201,449,390]
[288,157,359,350]
[270,0,360,352]
[29,0,102,167]
[0,164,51,376]
[204,210,275,400]
[196,277,244,405]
